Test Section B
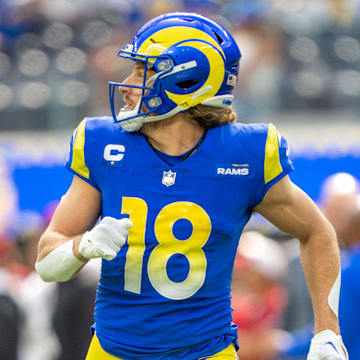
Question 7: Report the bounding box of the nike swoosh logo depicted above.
[325,341,339,354]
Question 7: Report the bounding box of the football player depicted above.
[36,13,348,360]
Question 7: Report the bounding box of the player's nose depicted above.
[119,76,131,94]
[119,73,138,94]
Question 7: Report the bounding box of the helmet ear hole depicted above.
[176,80,199,89]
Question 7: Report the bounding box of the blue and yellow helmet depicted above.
[109,12,241,132]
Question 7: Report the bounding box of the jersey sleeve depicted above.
[251,123,294,207]
[65,118,100,190]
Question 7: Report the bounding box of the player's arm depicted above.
[254,175,340,334]
[254,176,348,359]
[36,175,132,282]
[36,175,100,281]
[37,175,101,262]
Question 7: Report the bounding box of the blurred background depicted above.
[0,0,359,359]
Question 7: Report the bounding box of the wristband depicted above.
[35,240,85,282]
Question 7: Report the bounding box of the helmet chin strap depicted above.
[117,101,185,132]
[116,100,145,132]
[117,85,220,132]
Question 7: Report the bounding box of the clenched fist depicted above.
[307,330,348,360]
[79,217,132,261]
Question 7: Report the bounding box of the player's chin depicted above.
[123,102,138,110]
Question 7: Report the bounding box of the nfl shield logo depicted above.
[162,170,176,187]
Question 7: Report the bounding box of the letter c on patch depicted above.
[104,144,125,161]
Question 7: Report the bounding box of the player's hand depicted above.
[79,217,132,261]
[307,330,348,360]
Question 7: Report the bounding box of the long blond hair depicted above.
[186,104,237,129]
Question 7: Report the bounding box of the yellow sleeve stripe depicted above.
[264,123,283,184]
[71,118,90,179]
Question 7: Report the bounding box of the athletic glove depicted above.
[79,217,132,261]
[307,330,349,360]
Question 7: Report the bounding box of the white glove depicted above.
[307,330,349,360]
[79,217,132,261]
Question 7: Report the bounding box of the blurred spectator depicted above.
[255,173,360,359]
[281,237,313,331]
[0,156,18,237]
[1,1,360,359]
[0,235,28,293]
[11,204,100,360]
[12,215,61,360]
[232,18,283,119]
[0,236,21,360]
[14,210,44,272]
[231,231,288,360]
[273,196,360,359]
[0,292,20,360]
[1,0,360,130]
[52,262,100,360]
[279,238,313,360]
[279,172,360,360]
[17,270,60,360]
[337,197,360,358]
[43,202,100,360]
[319,172,360,246]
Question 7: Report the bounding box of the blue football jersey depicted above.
[65,117,294,360]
